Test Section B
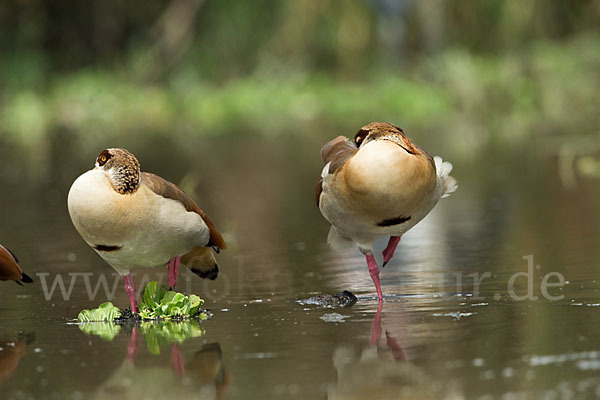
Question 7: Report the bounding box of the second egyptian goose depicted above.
[67,148,226,312]
[317,122,457,301]
[0,245,33,285]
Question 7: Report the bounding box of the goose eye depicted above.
[97,152,111,166]
[355,132,367,146]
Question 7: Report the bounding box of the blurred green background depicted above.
[1,0,599,155]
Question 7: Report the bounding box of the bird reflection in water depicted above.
[0,333,34,388]
[328,303,433,400]
[89,322,229,400]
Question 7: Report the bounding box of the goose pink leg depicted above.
[168,256,181,290]
[366,253,384,301]
[382,236,401,267]
[122,274,138,313]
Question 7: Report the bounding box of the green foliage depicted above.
[422,33,600,155]
[2,32,599,155]
[78,302,122,322]
[77,284,207,348]
[0,71,449,144]
[2,0,599,157]
[138,281,206,320]
[77,282,207,323]
[77,302,123,341]
[2,0,597,80]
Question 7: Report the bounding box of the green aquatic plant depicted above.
[138,281,207,320]
[77,283,208,346]
[76,282,207,323]
[78,301,122,322]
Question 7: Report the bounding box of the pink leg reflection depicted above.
[127,327,139,363]
[171,343,185,376]
[369,302,406,361]
[369,301,384,347]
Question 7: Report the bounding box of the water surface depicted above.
[1,134,600,399]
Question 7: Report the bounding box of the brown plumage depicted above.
[316,136,358,206]
[142,172,227,251]
[141,172,226,280]
[353,122,422,154]
[317,122,457,301]
[0,245,33,285]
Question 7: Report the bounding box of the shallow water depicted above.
[1,134,600,399]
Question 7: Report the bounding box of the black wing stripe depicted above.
[377,216,411,227]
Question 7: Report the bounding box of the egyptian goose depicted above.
[0,245,33,285]
[67,148,226,312]
[317,122,457,301]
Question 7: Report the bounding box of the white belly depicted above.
[67,169,209,274]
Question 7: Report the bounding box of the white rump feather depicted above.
[434,156,458,198]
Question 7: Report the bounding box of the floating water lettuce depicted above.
[77,282,208,351]
[138,281,207,320]
[77,282,208,323]
[78,301,122,322]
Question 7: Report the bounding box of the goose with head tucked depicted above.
[317,122,457,301]
[67,148,226,312]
